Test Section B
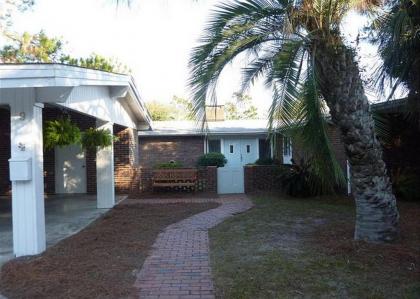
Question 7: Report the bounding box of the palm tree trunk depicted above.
[313,41,399,243]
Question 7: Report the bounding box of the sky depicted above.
[7,0,396,117]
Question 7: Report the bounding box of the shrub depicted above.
[197,152,227,167]
[155,160,183,169]
[254,157,281,165]
[391,167,420,201]
[279,158,335,197]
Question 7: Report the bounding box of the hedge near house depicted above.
[197,153,227,167]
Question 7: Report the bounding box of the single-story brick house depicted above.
[137,99,415,195]
[137,108,348,194]
[1,63,413,261]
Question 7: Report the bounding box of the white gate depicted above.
[217,167,244,194]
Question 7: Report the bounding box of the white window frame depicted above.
[282,136,293,164]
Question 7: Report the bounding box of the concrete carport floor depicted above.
[0,194,126,267]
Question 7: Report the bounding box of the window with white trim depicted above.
[283,137,292,156]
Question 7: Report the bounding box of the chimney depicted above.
[206,105,225,122]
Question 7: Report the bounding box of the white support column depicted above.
[9,89,46,257]
[96,121,115,209]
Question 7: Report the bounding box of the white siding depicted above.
[57,86,137,129]
[7,88,46,256]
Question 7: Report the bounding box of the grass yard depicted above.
[0,200,218,299]
[210,195,420,299]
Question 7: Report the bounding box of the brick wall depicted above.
[327,125,347,172]
[131,166,217,195]
[273,134,284,163]
[138,136,205,168]
[0,108,11,196]
[290,124,347,172]
[244,165,284,193]
[197,166,217,193]
[114,125,138,194]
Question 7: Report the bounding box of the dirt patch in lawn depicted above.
[0,201,218,299]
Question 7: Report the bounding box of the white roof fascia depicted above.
[0,64,129,88]
[0,64,152,128]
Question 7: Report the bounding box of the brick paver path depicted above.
[133,195,253,299]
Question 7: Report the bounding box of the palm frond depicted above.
[189,0,291,126]
[267,45,345,192]
[267,39,306,132]
[293,61,346,192]
[188,0,351,193]
[370,0,420,99]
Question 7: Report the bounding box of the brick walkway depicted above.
[133,195,253,299]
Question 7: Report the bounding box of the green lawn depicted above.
[210,195,420,299]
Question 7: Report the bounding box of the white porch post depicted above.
[9,91,46,257]
[96,121,115,209]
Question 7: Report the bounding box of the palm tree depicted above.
[371,0,420,102]
[189,0,399,242]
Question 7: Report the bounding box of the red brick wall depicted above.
[138,136,204,168]
[0,108,11,196]
[290,124,347,172]
[244,165,284,193]
[327,125,347,172]
[114,125,138,194]
[197,166,217,193]
[273,134,284,163]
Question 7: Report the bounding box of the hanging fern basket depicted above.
[81,128,118,150]
[44,118,81,150]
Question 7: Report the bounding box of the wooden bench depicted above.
[152,169,198,191]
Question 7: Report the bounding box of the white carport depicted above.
[0,64,151,257]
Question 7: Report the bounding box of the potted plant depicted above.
[44,118,81,150]
[80,128,118,150]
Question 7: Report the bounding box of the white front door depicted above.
[223,138,258,167]
[55,145,87,194]
[217,137,258,194]
[223,139,242,167]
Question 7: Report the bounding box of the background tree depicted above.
[225,93,259,120]
[145,101,175,121]
[0,31,130,73]
[189,0,399,242]
[61,53,130,74]
[171,95,195,120]
[0,31,63,63]
[146,96,196,121]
